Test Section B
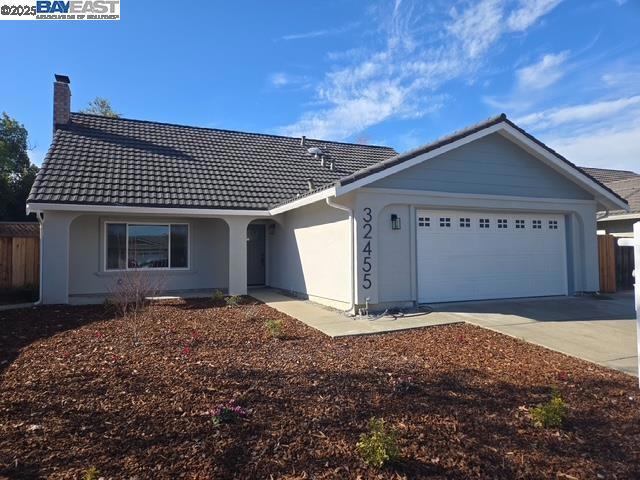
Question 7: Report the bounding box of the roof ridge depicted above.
[69,112,398,151]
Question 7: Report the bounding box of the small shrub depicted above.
[531,390,568,428]
[102,297,117,315]
[225,295,241,307]
[211,399,248,427]
[265,318,284,339]
[83,466,101,480]
[357,417,399,468]
[212,289,225,303]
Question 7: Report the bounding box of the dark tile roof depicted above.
[29,113,397,210]
[0,222,39,237]
[605,177,640,214]
[578,167,639,185]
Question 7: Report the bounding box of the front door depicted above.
[247,224,266,286]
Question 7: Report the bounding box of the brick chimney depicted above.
[53,74,71,135]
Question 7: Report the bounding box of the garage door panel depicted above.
[417,209,567,303]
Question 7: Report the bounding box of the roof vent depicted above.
[307,178,315,191]
[307,147,323,158]
[300,135,306,146]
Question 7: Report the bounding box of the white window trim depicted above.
[104,221,190,272]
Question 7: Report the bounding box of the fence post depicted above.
[618,221,640,387]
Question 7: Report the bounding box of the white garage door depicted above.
[416,210,568,303]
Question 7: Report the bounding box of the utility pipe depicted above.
[325,197,356,314]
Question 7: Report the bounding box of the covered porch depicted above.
[38,210,278,305]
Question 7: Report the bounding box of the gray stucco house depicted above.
[28,75,628,311]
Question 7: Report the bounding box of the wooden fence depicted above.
[0,235,40,289]
[598,234,617,293]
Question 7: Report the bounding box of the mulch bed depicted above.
[0,298,638,479]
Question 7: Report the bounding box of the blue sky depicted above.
[2,0,639,170]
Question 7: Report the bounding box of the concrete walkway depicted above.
[431,292,638,377]
[250,288,461,337]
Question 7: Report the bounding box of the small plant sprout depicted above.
[265,318,284,339]
[83,466,101,480]
[212,289,225,303]
[210,399,248,427]
[357,417,400,468]
[531,389,568,428]
[225,295,241,307]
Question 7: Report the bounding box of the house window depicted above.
[459,218,471,228]
[515,219,525,229]
[418,217,430,227]
[498,219,508,229]
[549,220,558,230]
[439,217,451,227]
[532,220,542,229]
[105,223,189,271]
[479,218,490,229]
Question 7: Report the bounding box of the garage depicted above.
[416,209,568,303]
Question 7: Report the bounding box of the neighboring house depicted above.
[580,167,640,238]
[27,75,628,310]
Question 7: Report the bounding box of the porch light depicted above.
[391,214,401,230]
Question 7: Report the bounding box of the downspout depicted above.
[34,211,44,305]
[326,197,356,314]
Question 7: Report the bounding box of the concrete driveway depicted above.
[431,292,637,377]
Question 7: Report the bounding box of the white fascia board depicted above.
[498,124,629,212]
[597,212,640,222]
[334,124,504,197]
[268,186,337,215]
[27,202,271,217]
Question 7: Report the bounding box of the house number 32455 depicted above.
[361,207,373,289]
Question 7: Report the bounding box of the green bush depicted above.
[225,295,241,307]
[531,390,568,428]
[357,417,399,468]
[212,289,225,303]
[83,466,101,480]
[265,318,284,339]
[102,297,117,315]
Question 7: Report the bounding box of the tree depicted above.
[82,97,120,118]
[0,112,39,221]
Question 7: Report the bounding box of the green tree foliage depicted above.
[82,97,120,118]
[0,113,39,221]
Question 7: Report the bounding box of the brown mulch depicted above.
[0,298,638,479]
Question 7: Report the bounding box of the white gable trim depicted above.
[335,122,628,212]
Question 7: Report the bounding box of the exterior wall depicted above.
[370,132,593,200]
[68,214,229,297]
[268,200,351,308]
[599,218,638,236]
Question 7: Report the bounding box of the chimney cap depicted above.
[54,74,70,84]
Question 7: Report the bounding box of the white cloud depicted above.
[278,0,562,140]
[280,22,360,41]
[268,72,310,89]
[516,51,569,90]
[547,122,640,170]
[517,95,640,128]
[507,0,562,31]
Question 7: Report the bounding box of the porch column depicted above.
[40,211,77,304]
[224,217,252,296]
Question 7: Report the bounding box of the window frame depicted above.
[103,221,190,272]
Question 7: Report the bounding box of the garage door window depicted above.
[498,219,508,229]
[480,218,490,228]
[439,217,451,227]
[418,217,430,227]
[549,220,558,230]
[515,219,525,229]
[459,218,471,228]
[533,220,542,229]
